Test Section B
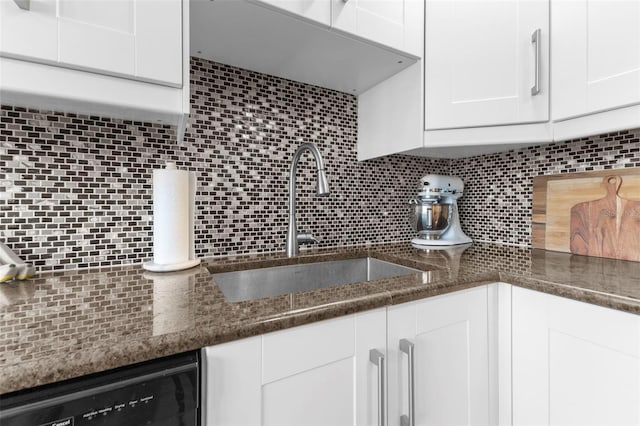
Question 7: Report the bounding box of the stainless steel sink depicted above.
[212,257,420,302]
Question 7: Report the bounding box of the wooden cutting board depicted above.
[617,194,640,261]
[533,168,640,261]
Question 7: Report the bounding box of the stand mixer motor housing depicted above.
[410,175,472,246]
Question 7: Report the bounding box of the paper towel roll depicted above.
[153,163,190,265]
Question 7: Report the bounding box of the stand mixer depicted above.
[409,175,472,247]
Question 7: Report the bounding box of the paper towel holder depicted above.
[143,162,201,273]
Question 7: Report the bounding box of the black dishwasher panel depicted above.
[0,351,199,426]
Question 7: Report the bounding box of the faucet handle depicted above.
[297,232,319,245]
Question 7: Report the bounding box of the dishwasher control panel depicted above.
[0,352,199,426]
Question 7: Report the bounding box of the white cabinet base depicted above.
[512,286,640,426]
[202,308,387,426]
[387,285,491,426]
[201,284,639,426]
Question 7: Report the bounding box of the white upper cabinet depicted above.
[358,0,552,160]
[0,0,188,137]
[191,0,421,95]
[0,0,58,63]
[1,0,182,86]
[552,0,640,122]
[255,0,423,56]
[253,0,331,26]
[425,0,549,129]
[331,0,423,58]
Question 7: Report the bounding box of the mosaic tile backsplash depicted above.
[0,58,448,271]
[451,129,640,246]
[1,57,640,271]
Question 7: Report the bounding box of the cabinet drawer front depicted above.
[262,315,355,384]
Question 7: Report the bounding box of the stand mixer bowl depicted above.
[409,198,453,240]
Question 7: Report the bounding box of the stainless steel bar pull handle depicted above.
[531,28,541,96]
[13,0,30,10]
[399,339,415,426]
[370,349,387,426]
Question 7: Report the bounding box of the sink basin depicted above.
[212,257,420,302]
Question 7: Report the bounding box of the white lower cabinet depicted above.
[202,286,493,426]
[202,284,639,426]
[202,308,387,426]
[512,286,640,426]
[387,285,491,426]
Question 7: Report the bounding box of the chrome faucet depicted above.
[286,142,330,257]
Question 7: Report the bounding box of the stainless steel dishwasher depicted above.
[0,351,199,426]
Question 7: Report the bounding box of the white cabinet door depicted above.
[388,286,491,426]
[57,0,136,78]
[512,287,640,426]
[58,0,182,85]
[1,0,182,86]
[202,335,262,426]
[0,0,57,62]
[424,0,549,130]
[202,308,387,426]
[252,0,330,26]
[331,0,423,57]
[552,0,640,121]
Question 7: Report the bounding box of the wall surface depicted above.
[1,58,639,272]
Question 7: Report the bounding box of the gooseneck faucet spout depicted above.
[286,142,330,257]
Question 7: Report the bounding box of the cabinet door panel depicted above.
[332,0,404,51]
[549,331,639,426]
[253,0,330,25]
[331,0,421,57]
[262,315,355,384]
[202,337,262,426]
[263,358,355,426]
[512,287,640,426]
[388,286,490,426]
[49,0,181,85]
[355,308,388,426]
[425,0,549,129]
[415,321,471,426]
[552,0,640,120]
[0,0,57,62]
[203,309,386,426]
[58,0,136,77]
[415,286,490,426]
[135,0,182,85]
[387,299,416,426]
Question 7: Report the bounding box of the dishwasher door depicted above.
[0,351,199,426]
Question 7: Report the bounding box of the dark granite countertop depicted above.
[1,242,639,394]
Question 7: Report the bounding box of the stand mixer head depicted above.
[409,175,472,247]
